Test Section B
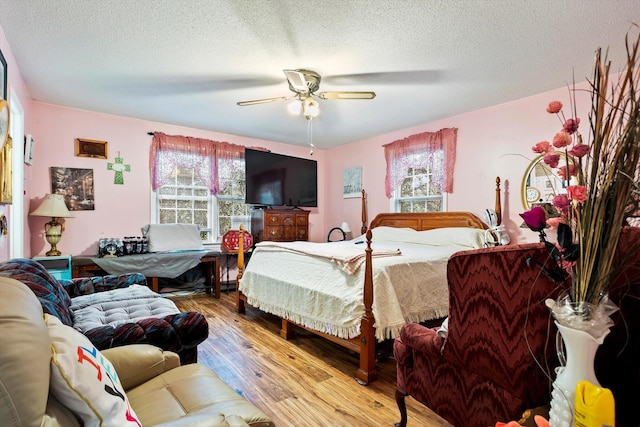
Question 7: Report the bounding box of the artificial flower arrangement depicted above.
[520,29,640,326]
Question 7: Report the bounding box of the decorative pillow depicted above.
[143,223,203,253]
[45,314,141,427]
[367,226,486,248]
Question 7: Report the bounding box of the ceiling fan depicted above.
[236,69,376,119]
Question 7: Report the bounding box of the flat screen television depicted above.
[244,148,318,207]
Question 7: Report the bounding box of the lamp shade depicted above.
[340,222,351,233]
[30,194,74,218]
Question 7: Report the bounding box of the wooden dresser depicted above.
[251,208,309,243]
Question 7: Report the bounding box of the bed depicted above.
[236,179,501,384]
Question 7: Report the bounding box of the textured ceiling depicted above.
[0,1,639,149]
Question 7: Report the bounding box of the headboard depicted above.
[369,211,487,231]
[361,176,501,232]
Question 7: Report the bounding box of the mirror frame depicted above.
[521,152,571,210]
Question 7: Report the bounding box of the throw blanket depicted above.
[255,241,401,274]
[89,250,210,278]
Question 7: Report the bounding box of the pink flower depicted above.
[552,131,572,148]
[563,117,580,134]
[568,143,590,158]
[543,153,561,168]
[520,206,547,231]
[558,164,577,180]
[567,185,588,203]
[546,101,563,114]
[532,141,552,154]
[552,194,570,211]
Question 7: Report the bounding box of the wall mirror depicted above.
[521,152,571,210]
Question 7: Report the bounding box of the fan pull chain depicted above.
[307,117,315,155]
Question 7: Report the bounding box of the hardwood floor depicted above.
[172,291,453,427]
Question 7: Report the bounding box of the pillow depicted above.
[143,223,203,253]
[45,314,141,427]
[368,226,486,248]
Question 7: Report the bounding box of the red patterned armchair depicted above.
[394,242,560,427]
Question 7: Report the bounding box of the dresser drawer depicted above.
[264,226,284,240]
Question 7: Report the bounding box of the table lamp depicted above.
[30,194,73,256]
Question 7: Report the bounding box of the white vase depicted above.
[548,320,610,427]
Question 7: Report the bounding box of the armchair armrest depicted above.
[398,323,444,357]
[101,344,180,390]
[60,273,147,297]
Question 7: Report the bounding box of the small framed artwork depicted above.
[343,166,363,198]
[75,138,108,159]
[0,48,6,101]
[24,134,34,165]
[50,167,95,211]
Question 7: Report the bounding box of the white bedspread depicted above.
[254,240,401,274]
[239,240,468,341]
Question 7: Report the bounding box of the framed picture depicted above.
[0,136,12,204]
[74,138,108,159]
[343,166,363,198]
[0,48,6,101]
[50,167,95,211]
[24,134,34,165]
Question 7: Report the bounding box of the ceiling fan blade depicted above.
[323,70,443,85]
[237,96,290,106]
[317,91,376,100]
[109,75,283,96]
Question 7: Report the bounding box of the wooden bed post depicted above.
[360,189,367,235]
[356,229,377,384]
[235,225,246,314]
[495,176,502,226]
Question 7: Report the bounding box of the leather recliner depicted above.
[0,276,275,427]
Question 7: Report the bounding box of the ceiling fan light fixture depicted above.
[303,98,319,118]
[287,99,302,115]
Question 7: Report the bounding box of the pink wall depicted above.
[28,103,327,256]
[325,82,593,244]
[0,25,33,261]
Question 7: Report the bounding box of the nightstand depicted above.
[32,255,72,281]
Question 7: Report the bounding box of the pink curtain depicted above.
[149,132,245,194]
[383,128,457,197]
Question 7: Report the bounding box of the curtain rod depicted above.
[147,132,155,136]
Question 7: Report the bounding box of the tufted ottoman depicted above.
[70,284,180,330]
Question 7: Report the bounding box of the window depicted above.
[155,160,249,243]
[150,132,248,243]
[216,158,250,237]
[393,163,444,213]
[384,128,457,213]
